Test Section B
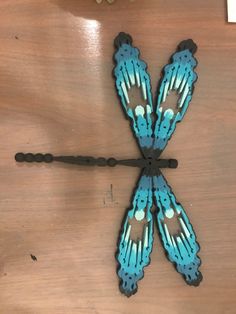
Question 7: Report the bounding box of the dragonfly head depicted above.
[146,157,178,170]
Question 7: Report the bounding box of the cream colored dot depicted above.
[135,105,145,116]
[165,208,174,219]
[135,210,145,221]
[164,109,174,119]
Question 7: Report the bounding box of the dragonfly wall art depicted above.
[15,32,202,297]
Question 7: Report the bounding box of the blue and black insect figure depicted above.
[113,33,202,296]
[15,33,202,297]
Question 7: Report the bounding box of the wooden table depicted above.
[0,1,235,313]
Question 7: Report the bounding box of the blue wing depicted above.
[153,173,202,286]
[117,171,154,296]
[153,40,198,157]
[114,33,154,157]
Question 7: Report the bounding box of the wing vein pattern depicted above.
[153,40,198,157]
[117,171,154,296]
[114,33,154,157]
[153,173,202,285]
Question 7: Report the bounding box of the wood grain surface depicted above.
[0,0,236,313]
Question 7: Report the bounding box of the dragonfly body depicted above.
[15,32,202,297]
[15,152,177,170]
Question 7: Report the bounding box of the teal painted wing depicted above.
[153,173,202,285]
[153,40,198,157]
[117,171,154,296]
[114,33,154,157]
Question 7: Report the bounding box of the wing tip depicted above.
[117,267,141,297]
[186,271,203,287]
[119,284,138,297]
[178,39,197,54]
[114,32,133,49]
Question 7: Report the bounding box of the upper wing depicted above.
[153,39,198,157]
[113,33,154,157]
[116,170,154,297]
[153,172,202,286]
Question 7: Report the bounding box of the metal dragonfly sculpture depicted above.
[15,32,202,297]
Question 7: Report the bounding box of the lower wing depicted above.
[116,171,154,296]
[153,173,202,285]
